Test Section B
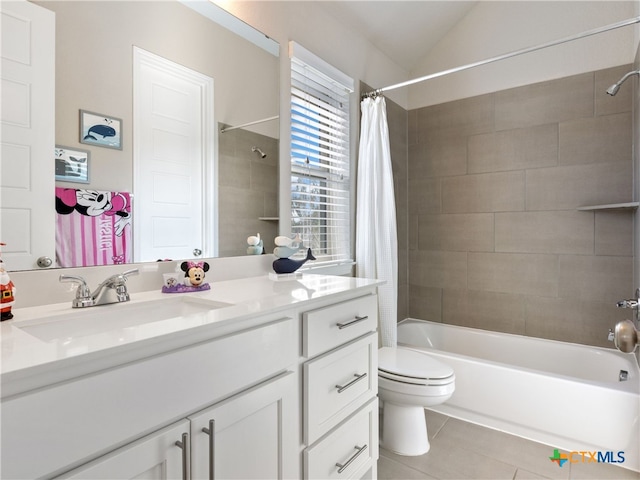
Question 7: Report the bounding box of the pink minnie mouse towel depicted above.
[55,187,132,267]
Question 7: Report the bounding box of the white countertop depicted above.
[1,274,381,397]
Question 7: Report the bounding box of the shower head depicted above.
[605,70,640,96]
[252,146,267,159]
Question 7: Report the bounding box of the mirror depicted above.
[13,0,279,270]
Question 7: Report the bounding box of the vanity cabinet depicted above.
[57,372,296,480]
[301,294,379,479]
[1,277,381,480]
[2,316,296,479]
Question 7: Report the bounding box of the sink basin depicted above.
[16,297,232,342]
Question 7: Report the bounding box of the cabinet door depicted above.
[56,420,189,480]
[189,372,297,480]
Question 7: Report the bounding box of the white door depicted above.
[55,420,189,480]
[188,372,297,480]
[0,0,55,270]
[133,47,214,262]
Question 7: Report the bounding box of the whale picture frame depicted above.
[55,145,90,183]
[79,109,123,150]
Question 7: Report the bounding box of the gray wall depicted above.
[405,64,634,348]
[218,127,279,257]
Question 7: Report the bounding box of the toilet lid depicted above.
[378,347,454,381]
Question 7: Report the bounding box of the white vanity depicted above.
[0,274,381,479]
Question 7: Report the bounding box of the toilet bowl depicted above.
[378,346,455,456]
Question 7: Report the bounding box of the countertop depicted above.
[1,274,381,397]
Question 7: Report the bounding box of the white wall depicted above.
[214,1,410,248]
[409,1,638,108]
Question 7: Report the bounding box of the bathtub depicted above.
[397,319,640,472]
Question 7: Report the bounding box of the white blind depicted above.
[290,45,353,264]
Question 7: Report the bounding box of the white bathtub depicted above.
[397,319,640,472]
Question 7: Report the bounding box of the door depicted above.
[133,47,214,262]
[189,372,297,480]
[0,0,55,270]
[56,420,189,480]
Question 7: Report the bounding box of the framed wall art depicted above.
[55,145,90,183]
[79,110,122,150]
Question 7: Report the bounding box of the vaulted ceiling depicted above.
[317,1,478,71]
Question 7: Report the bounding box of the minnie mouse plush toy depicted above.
[180,261,210,287]
[162,260,211,293]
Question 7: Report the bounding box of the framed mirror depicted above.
[3,0,279,271]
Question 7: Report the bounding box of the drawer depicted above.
[304,332,377,444]
[303,294,377,358]
[304,397,379,480]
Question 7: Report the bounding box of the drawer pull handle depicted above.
[336,444,368,474]
[175,433,190,480]
[202,419,215,480]
[336,372,368,393]
[337,315,369,329]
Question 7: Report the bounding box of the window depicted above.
[289,42,354,266]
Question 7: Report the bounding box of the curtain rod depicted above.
[364,16,640,97]
[220,115,279,133]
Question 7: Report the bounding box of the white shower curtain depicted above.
[356,96,398,348]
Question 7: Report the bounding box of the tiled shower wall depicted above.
[218,125,279,257]
[406,64,634,348]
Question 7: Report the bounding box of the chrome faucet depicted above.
[616,288,640,311]
[59,269,139,308]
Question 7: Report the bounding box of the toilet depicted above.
[378,347,455,456]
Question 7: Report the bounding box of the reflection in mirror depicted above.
[218,121,279,258]
[7,0,279,271]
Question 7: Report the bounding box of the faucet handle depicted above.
[59,274,94,307]
[121,268,139,280]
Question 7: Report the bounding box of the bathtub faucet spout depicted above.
[616,288,639,313]
[616,299,638,309]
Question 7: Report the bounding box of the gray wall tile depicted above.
[442,171,525,213]
[408,285,442,322]
[443,289,526,334]
[409,134,468,178]
[524,296,628,347]
[416,94,494,140]
[408,176,441,215]
[525,162,632,211]
[595,211,634,256]
[558,112,632,166]
[408,250,467,289]
[495,211,594,255]
[468,124,558,174]
[405,65,633,348]
[558,254,633,303]
[494,73,594,130]
[418,213,494,252]
[468,252,558,297]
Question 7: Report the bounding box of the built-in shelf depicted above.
[258,217,280,221]
[577,202,639,212]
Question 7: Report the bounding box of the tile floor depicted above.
[378,410,639,480]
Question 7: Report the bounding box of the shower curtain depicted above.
[356,96,398,347]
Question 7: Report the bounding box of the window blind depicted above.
[290,44,353,265]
